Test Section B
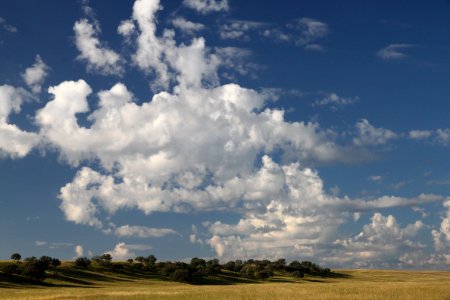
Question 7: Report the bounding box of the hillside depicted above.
[0,261,449,300]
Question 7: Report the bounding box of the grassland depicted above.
[0,261,449,300]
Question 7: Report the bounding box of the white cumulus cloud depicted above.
[75,245,84,257]
[74,18,123,75]
[0,85,39,157]
[107,242,152,260]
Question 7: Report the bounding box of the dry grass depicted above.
[0,264,449,300]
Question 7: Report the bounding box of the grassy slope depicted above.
[0,261,449,300]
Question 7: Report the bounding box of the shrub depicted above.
[255,270,271,280]
[75,257,91,268]
[169,268,191,282]
[1,263,21,275]
[132,262,144,270]
[22,257,48,281]
[223,261,236,271]
[292,270,304,278]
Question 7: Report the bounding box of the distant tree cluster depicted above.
[222,258,330,280]
[1,253,61,281]
[1,252,331,284]
[75,257,91,268]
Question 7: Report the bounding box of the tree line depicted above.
[1,252,331,283]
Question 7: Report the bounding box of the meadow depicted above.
[0,260,449,300]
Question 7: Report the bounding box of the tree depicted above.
[92,253,112,268]
[240,264,256,279]
[51,258,61,275]
[39,256,53,269]
[169,268,191,282]
[75,257,91,268]
[223,261,236,271]
[271,258,286,270]
[190,257,206,268]
[10,253,21,263]
[255,270,271,280]
[101,253,112,262]
[1,263,21,275]
[22,257,49,281]
[127,258,134,264]
[146,255,157,265]
[292,270,304,278]
[135,256,145,263]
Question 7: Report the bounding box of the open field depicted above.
[0,261,449,300]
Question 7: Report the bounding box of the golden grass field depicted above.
[0,261,449,300]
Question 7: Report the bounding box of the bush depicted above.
[22,257,48,281]
[92,254,113,268]
[169,268,191,282]
[112,263,124,272]
[1,263,21,275]
[223,261,236,271]
[132,262,144,270]
[255,270,271,280]
[75,257,91,268]
[240,264,256,279]
[292,270,304,278]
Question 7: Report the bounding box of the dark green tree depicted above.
[22,257,49,281]
[10,253,21,263]
[51,258,61,275]
[75,257,91,268]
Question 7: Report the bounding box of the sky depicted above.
[0,0,449,269]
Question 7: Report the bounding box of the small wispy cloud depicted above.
[288,18,329,50]
[368,175,383,182]
[171,17,205,34]
[260,28,291,43]
[22,55,50,94]
[377,44,414,60]
[183,0,229,14]
[408,128,450,146]
[219,19,267,40]
[0,17,18,33]
[313,93,358,110]
[427,179,450,186]
[353,119,398,146]
[35,241,73,248]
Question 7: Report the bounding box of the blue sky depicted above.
[0,0,449,268]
